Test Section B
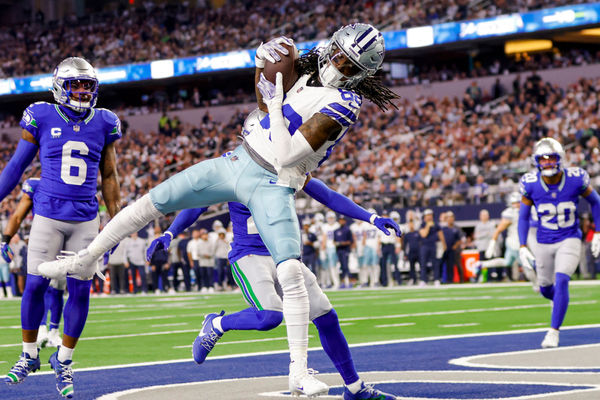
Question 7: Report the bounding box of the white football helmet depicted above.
[532,138,565,177]
[326,211,336,220]
[507,191,521,206]
[52,57,98,112]
[318,23,384,89]
[390,211,400,222]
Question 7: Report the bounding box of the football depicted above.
[263,42,299,93]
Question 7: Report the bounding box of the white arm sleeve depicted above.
[269,107,314,168]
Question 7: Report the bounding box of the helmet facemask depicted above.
[535,154,561,177]
[318,43,368,89]
[61,78,98,113]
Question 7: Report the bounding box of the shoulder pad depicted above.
[98,108,121,135]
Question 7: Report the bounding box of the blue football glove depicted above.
[373,217,402,237]
[146,233,172,262]
[1,241,14,263]
[102,243,119,265]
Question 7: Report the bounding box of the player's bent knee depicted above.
[256,310,284,331]
[302,267,332,320]
[276,259,305,293]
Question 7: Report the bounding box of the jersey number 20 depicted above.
[61,140,89,185]
[537,201,576,230]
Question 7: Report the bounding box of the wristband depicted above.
[255,56,265,69]
[369,214,378,224]
[165,231,174,239]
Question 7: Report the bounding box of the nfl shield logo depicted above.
[73,125,80,132]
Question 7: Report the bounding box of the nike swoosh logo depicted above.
[269,180,277,184]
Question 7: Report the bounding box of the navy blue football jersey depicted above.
[520,167,589,244]
[20,102,121,221]
[228,202,271,263]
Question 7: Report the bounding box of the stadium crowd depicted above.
[0,0,588,78]
[1,70,599,298]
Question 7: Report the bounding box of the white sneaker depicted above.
[154,289,161,295]
[541,328,559,348]
[47,328,62,347]
[37,325,49,348]
[434,280,441,287]
[207,287,215,294]
[200,287,208,294]
[168,288,176,294]
[38,249,98,280]
[289,363,328,398]
[418,281,426,287]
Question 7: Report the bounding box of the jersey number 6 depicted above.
[61,140,89,185]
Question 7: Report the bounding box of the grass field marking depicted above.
[0,329,202,347]
[3,325,599,379]
[337,300,597,322]
[375,322,415,328]
[151,322,189,328]
[439,323,480,328]
[172,335,302,349]
[449,343,600,370]
[511,323,547,328]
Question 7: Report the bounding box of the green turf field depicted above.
[1,282,599,370]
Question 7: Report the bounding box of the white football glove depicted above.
[591,232,600,258]
[255,36,294,68]
[485,239,496,259]
[519,246,536,270]
[257,72,284,113]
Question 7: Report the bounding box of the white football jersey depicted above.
[321,222,340,249]
[243,74,362,190]
[501,206,520,250]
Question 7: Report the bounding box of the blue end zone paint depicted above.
[2,327,600,400]
[327,383,594,399]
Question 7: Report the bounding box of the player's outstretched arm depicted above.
[0,131,38,203]
[100,142,121,218]
[303,177,401,237]
[145,208,208,261]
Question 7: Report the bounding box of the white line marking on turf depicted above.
[338,322,354,326]
[375,322,415,328]
[171,335,311,349]
[337,300,597,322]
[151,323,189,328]
[511,322,547,328]
[5,324,600,378]
[449,343,600,370]
[440,323,480,328]
[94,372,600,400]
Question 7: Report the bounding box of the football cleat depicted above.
[192,310,224,364]
[344,382,397,399]
[49,350,74,399]
[289,362,329,398]
[541,328,559,348]
[4,351,41,384]
[37,325,49,348]
[47,328,62,348]
[39,249,99,280]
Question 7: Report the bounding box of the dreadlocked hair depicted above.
[295,48,400,112]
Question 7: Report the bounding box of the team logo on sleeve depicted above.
[22,110,35,126]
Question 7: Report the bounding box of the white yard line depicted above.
[440,322,480,328]
[375,322,415,328]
